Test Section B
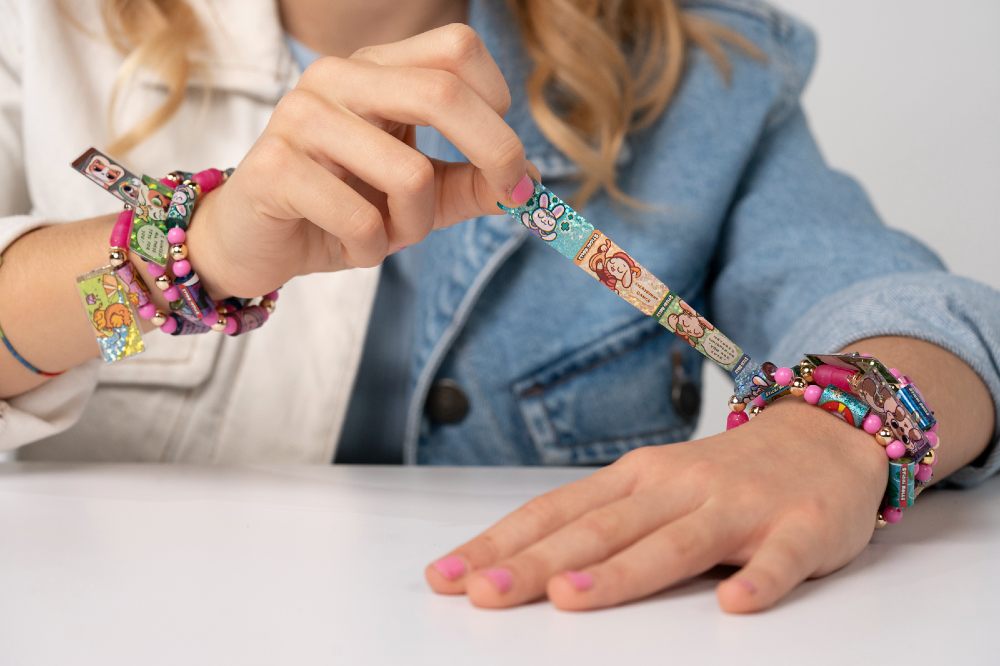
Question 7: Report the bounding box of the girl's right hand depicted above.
[187,23,535,298]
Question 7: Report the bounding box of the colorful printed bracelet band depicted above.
[71,147,278,363]
[726,352,939,526]
[498,182,775,403]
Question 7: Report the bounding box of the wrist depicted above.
[184,188,233,301]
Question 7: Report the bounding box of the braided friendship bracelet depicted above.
[70,147,279,363]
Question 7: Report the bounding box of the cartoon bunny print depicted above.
[520,192,565,241]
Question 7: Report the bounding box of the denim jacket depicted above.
[402,0,1000,485]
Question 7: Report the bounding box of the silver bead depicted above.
[169,243,188,261]
[150,311,167,327]
[155,274,171,291]
[728,395,746,413]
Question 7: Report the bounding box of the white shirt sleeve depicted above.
[0,1,100,453]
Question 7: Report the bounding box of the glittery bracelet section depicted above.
[499,182,772,401]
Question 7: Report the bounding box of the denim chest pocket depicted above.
[512,316,700,466]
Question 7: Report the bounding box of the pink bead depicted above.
[159,316,178,334]
[750,396,765,409]
[173,260,192,277]
[223,317,238,335]
[889,367,901,378]
[138,303,157,320]
[885,440,906,459]
[882,507,903,524]
[265,291,280,302]
[146,262,166,278]
[162,286,180,302]
[803,384,823,405]
[915,464,934,483]
[813,365,857,392]
[863,414,883,434]
[930,423,939,433]
[925,431,939,448]
[726,411,750,430]
[201,309,217,324]
[167,227,187,244]
[774,367,794,386]
[110,209,134,248]
[193,168,224,192]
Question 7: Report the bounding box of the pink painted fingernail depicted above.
[432,555,466,581]
[483,568,513,594]
[511,175,534,206]
[564,570,593,592]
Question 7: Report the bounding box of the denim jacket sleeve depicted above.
[704,9,1000,487]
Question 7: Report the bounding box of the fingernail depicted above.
[483,567,513,594]
[510,174,534,206]
[432,555,466,581]
[736,578,757,595]
[564,570,593,592]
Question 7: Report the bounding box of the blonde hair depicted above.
[97,0,759,207]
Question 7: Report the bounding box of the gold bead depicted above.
[922,449,936,466]
[169,243,188,261]
[210,315,228,332]
[875,427,893,447]
[915,485,926,498]
[789,377,807,397]
[875,514,888,529]
[728,395,746,413]
[108,248,127,268]
[748,404,763,417]
[150,311,167,327]
[261,298,276,314]
[155,274,171,291]
[799,364,814,384]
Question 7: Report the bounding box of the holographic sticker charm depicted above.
[500,181,772,400]
[129,176,175,266]
[71,147,143,208]
[75,267,145,363]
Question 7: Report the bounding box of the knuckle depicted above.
[349,44,381,64]
[274,89,321,125]
[343,203,385,258]
[439,23,483,63]
[519,494,563,531]
[398,156,435,198]
[300,55,345,87]
[252,134,296,173]
[489,130,526,171]
[577,513,620,551]
[424,70,465,107]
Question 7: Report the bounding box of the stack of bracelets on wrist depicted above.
[70,147,279,364]
[725,352,939,527]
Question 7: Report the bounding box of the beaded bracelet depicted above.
[725,352,939,527]
[71,147,279,363]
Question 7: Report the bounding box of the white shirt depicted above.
[0,0,379,462]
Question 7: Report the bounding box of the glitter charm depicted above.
[500,181,772,401]
[75,267,145,363]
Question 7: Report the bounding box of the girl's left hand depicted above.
[424,400,889,612]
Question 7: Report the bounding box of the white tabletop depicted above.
[0,464,996,665]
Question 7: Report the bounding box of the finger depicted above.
[464,491,703,609]
[303,59,528,208]
[715,520,824,614]
[350,23,511,115]
[252,137,388,267]
[276,90,435,248]
[425,464,633,595]
[547,504,742,611]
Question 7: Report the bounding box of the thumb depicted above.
[432,159,540,229]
